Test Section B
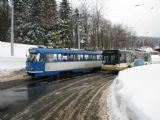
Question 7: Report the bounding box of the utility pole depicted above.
[8,0,14,56]
[78,21,80,50]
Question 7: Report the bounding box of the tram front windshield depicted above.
[102,52,119,65]
[27,53,41,62]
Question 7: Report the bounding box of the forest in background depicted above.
[0,0,155,50]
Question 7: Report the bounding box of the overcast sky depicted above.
[57,0,160,37]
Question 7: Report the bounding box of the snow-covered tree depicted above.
[72,8,80,48]
[14,0,27,43]
[56,0,71,48]
[43,0,58,46]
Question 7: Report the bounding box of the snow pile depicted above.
[0,57,26,76]
[108,64,160,120]
[0,41,37,76]
[143,47,153,52]
[151,55,160,64]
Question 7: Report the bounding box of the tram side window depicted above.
[80,54,84,60]
[77,54,83,61]
[93,55,97,60]
[68,54,74,61]
[84,55,89,60]
[53,54,57,61]
[89,55,93,60]
[57,54,62,61]
[39,54,46,62]
[46,54,54,62]
[120,53,126,63]
[74,54,78,61]
[62,54,68,61]
[97,55,101,61]
[77,54,81,60]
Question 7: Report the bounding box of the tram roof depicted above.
[29,48,101,55]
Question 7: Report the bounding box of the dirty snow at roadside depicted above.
[0,41,36,76]
[107,64,160,120]
[0,57,26,76]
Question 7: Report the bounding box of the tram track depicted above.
[0,72,105,90]
[0,72,116,120]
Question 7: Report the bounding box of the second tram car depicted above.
[26,48,102,78]
[102,50,151,72]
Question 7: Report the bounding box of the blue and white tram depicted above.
[26,48,102,78]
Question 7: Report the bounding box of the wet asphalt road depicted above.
[0,72,115,120]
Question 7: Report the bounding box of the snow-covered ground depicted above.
[107,64,160,120]
[0,41,36,77]
[151,55,160,64]
[0,57,26,76]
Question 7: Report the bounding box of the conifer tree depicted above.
[43,0,58,46]
[72,8,80,48]
[58,0,71,48]
[0,0,10,42]
[13,0,58,45]
[14,0,27,43]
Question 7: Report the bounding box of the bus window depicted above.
[102,53,118,65]
[131,53,136,62]
[111,55,116,63]
[103,56,109,64]
[120,53,126,63]
[144,53,148,61]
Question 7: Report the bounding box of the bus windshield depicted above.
[102,53,119,65]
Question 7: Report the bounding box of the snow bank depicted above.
[108,64,160,120]
[151,55,160,64]
[0,41,37,76]
[0,57,26,76]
